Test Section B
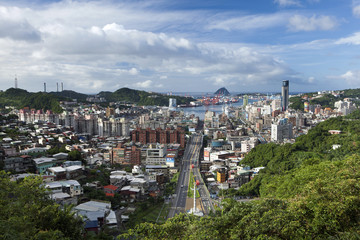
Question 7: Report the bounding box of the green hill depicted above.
[0,88,67,113]
[99,87,195,106]
[49,90,88,102]
[0,87,195,112]
[290,88,360,110]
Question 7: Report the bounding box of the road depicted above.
[167,133,215,218]
[191,134,216,215]
[167,134,201,218]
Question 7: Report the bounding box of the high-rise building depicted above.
[243,95,249,107]
[169,98,177,111]
[281,80,289,111]
[271,118,293,142]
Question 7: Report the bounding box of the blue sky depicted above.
[0,0,360,94]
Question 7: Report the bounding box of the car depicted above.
[181,185,184,188]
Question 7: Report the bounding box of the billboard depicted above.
[166,156,175,167]
[204,150,210,161]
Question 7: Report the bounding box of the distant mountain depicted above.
[214,87,230,96]
[99,87,195,106]
[0,87,196,111]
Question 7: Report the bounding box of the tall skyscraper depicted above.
[281,80,289,111]
[243,95,249,107]
[169,98,177,111]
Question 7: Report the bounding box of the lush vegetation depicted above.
[126,200,170,228]
[290,88,360,110]
[49,90,89,102]
[0,88,67,113]
[120,116,360,239]
[99,87,195,106]
[236,116,360,196]
[164,172,180,196]
[0,171,84,239]
[121,162,360,240]
[0,87,194,113]
[290,94,338,110]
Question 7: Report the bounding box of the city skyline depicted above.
[1,0,360,93]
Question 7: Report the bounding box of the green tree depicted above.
[68,150,82,161]
[0,171,84,239]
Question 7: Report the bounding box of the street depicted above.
[167,133,215,218]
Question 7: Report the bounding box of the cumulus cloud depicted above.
[288,15,338,31]
[129,68,139,75]
[135,80,153,88]
[0,2,298,93]
[336,32,360,45]
[339,71,360,87]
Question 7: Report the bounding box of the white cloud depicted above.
[274,0,320,7]
[336,32,360,45]
[353,1,360,18]
[339,71,360,87]
[129,68,139,75]
[274,0,301,7]
[0,2,298,93]
[288,15,338,31]
[308,76,315,83]
[207,13,288,31]
[0,6,41,42]
[135,80,152,88]
[214,77,226,86]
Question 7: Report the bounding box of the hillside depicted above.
[290,88,360,110]
[0,88,67,113]
[99,87,195,106]
[49,90,89,102]
[120,113,360,239]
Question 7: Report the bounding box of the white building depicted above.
[271,99,281,111]
[271,119,293,142]
[334,100,357,116]
[169,98,177,111]
[241,137,259,153]
[145,145,167,165]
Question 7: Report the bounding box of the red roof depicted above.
[103,185,118,191]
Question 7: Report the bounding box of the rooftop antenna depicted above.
[15,75,18,89]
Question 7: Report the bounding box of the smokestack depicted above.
[44,83,46,92]
[61,82,63,91]
[57,82,59,92]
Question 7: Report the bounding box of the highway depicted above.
[191,134,215,215]
[167,133,215,218]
